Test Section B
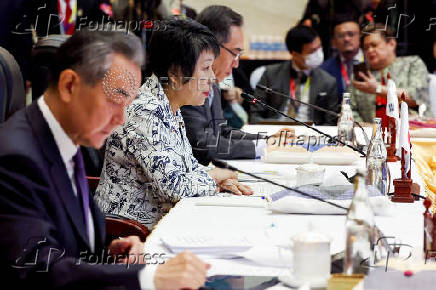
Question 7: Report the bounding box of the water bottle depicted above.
[344,168,375,275]
[366,118,389,195]
[337,94,355,146]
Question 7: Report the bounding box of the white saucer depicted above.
[278,274,329,288]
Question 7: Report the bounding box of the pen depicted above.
[245,171,278,175]
[238,179,265,183]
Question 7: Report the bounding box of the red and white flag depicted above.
[399,101,411,177]
[386,78,400,156]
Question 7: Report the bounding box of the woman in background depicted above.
[351,23,430,121]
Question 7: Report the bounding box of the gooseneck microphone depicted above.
[241,92,367,157]
[212,159,391,255]
[255,84,370,146]
[211,159,348,211]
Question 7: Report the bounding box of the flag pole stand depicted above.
[392,95,420,203]
[392,147,419,202]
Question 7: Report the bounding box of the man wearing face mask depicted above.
[252,25,338,125]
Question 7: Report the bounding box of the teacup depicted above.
[290,229,331,286]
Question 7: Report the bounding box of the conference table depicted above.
[143,125,435,289]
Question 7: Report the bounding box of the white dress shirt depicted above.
[38,96,157,289]
[37,96,95,251]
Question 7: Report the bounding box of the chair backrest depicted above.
[86,176,101,194]
[0,46,25,123]
[31,35,70,101]
[429,74,436,118]
[105,214,150,244]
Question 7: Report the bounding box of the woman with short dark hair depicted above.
[95,18,252,229]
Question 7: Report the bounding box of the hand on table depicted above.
[269,127,295,138]
[154,251,210,290]
[208,166,253,195]
[218,178,253,195]
[208,167,238,184]
[267,128,296,148]
[108,236,145,264]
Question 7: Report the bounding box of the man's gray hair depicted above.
[50,30,144,87]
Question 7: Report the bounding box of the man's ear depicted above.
[331,38,337,50]
[57,69,80,103]
[387,38,397,52]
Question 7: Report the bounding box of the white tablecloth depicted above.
[143,125,426,278]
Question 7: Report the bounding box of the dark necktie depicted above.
[346,60,353,79]
[73,150,90,241]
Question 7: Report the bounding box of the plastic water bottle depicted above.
[337,94,355,146]
[366,118,389,195]
[344,168,375,275]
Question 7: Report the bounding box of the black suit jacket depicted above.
[0,103,141,290]
[252,61,338,125]
[181,84,261,166]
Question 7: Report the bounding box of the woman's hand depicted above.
[208,167,253,195]
[208,167,237,184]
[352,71,379,94]
[218,178,253,195]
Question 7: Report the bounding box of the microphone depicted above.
[241,92,367,157]
[212,159,392,256]
[211,159,348,211]
[255,84,370,147]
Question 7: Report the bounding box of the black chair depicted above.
[31,35,70,101]
[0,46,25,123]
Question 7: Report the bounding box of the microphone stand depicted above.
[242,92,367,157]
[256,84,370,147]
[212,159,393,262]
[211,159,348,211]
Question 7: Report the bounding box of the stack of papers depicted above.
[161,235,253,255]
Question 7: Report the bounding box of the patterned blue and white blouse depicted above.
[95,74,216,229]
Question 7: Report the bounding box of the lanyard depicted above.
[340,62,350,87]
[290,77,311,101]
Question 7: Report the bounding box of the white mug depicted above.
[291,231,331,286]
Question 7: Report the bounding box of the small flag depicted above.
[399,101,411,177]
[386,78,400,156]
[100,3,113,17]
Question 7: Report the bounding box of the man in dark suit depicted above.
[253,25,338,125]
[0,30,209,290]
[300,0,366,58]
[181,5,271,166]
[320,18,363,103]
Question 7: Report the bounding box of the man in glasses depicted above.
[181,5,266,165]
[321,17,363,102]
